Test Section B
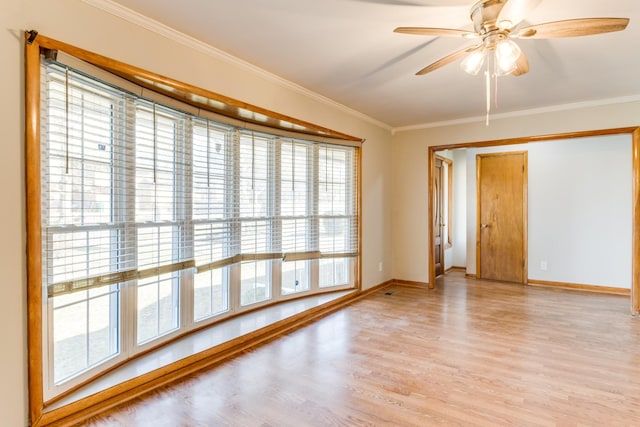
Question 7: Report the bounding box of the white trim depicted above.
[81,0,392,132]
[392,94,640,134]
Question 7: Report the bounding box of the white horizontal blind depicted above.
[238,131,276,257]
[192,119,233,271]
[134,100,193,275]
[318,144,359,258]
[42,65,133,296]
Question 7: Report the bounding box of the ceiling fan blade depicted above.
[511,50,530,76]
[416,45,481,75]
[394,27,477,38]
[497,0,542,29]
[514,18,630,39]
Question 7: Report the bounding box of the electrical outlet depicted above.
[378,262,383,272]
[540,260,548,271]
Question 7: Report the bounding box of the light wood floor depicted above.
[83,272,640,426]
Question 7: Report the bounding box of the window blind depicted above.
[43,59,358,299]
[318,144,359,258]
[43,64,134,297]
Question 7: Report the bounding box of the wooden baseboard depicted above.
[446,266,466,273]
[392,279,430,288]
[465,273,477,279]
[527,279,630,295]
[362,280,395,295]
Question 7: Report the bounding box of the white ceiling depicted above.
[107,0,640,128]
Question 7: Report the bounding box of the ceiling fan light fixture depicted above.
[460,47,486,75]
[495,38,521,75]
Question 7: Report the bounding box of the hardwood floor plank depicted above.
[82,272,640,426]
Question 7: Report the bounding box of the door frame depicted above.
[476,151,528,283]
[427,127,640,315]
[433,155,452,277]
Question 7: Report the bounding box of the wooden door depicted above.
[477,152,527,283]
[434,157,444,277]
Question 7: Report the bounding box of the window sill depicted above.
[47,289,356,412]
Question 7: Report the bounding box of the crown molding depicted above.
[392,94,640,134]
[81,0,392,133]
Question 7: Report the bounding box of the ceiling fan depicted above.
[394,0,630,77]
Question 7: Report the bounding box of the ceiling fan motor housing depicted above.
[471,0,508,35]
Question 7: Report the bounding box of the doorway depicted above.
[427,127,640,314]
[476,152,528,284]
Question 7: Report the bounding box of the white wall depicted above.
[1,1,28,426]
[463,135,631,288]
[391,102,640,283]
[3,1,394,424]
[528,135,632,288]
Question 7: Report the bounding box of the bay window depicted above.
[38,56,359,401]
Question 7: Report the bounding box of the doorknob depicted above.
[480,223,491,229]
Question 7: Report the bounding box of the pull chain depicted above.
[251,131,255,191]
[65,67,70,174]
[291,140,295,191]
[206,120,210,188]
[152,103,157,184]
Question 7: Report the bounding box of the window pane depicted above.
[320,258,350,288]
[137,273,180,345]
[319,216,349,253]
[52,287,119,383]
[282,218,308,253]
[137,225,180,270]
[282,260,310,295]
[241,220,271,253]
[194,267,229,321]
[49,229,117,284]
[194,222,230,265]
[240,261,271,306]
